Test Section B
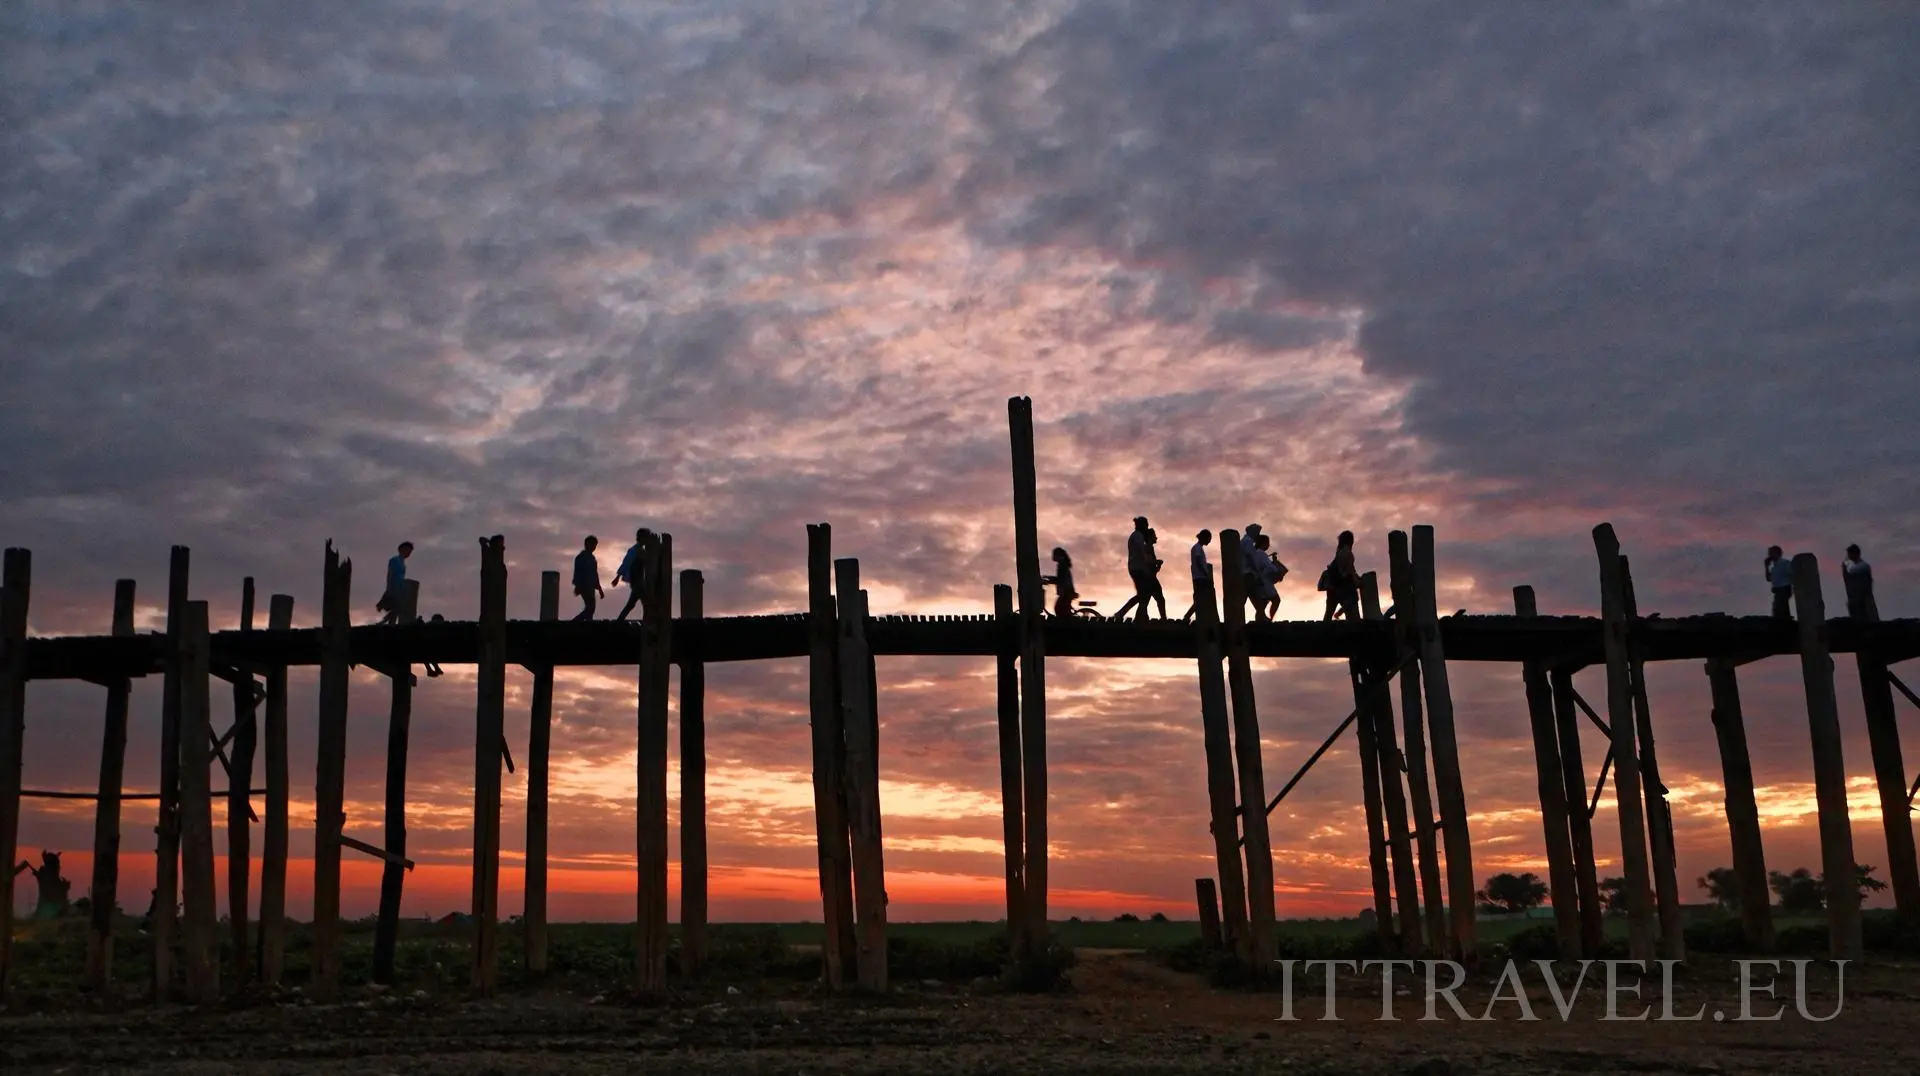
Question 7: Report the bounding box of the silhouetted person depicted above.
[1321,531,1360,621]
[1042,547,1077,619]
[376,542,413,624]
[573,535,603,620]
[1765,545,1793,619]
[613,528,654,621]
[1182,530,1214,623]
[13,850,70,920]
[1237,524,1265,617]
[1844,543,1879,622]
[1114,516,1167,622]
[1252,533,1285,621]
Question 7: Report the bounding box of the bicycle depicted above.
[1048,599,1105,621]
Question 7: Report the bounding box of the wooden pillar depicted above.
[1854,648,1920,927]
[471,536,507,995]
[259,594,293,985]
[1792,554,1862,961]
[1008,396,1049,954]
[85,579,136,991]
[635,534,673,994]
[805,524,855,986]
[0,549,29,998]
[1353,574,1394,945]
[178,601,219,1004]
[835,561,888,990]
[372,579,419,985]
[153,545,188,998]
[1619,558,1684,960]
[1551,669,1606,957]
[1593,524,1656,961]
[227,579,258,987]
[1388,532,1445,953]
[1514,587,1581,959]
[1196,878,1223,952]
[525,570,560,977]
[679,568,708,977]
[1706,658,1774,951]
[1364,573,1421,954]
[1217,529,1277,967]
[1191,567,1249,961]
[992,584,1026,943]
[311,543,352,999]
[1409,526,1476,959]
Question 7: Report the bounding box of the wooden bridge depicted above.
[2,396,1918,1004]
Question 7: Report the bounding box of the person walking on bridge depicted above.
[1320,531,1360,621]
[1843,543,1879,622]
[1181,529,1214,623]
[573,535,604,621]
[613,528,654,621]
[376,542,413,625]
[1114,516,1167,622]
[1042,546,1078,619]
[1765,545,1793,619]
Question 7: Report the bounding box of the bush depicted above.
[1684,915,1748,953]
[1774,925,1828,955]
[1504,924,1561,962]
[1863,911,1920,955]
[888,933,1008,982]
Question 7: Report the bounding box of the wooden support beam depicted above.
[1353,573,1394,947]
[373,579,419,986]
[1549,669,1606,957]
[805,525,855,987]
[1262,660,1411,815]
[1388,531,1444,954]
[472,536,508,996]
[85,579,135,991]
[836,562,889,991]
[1008,396,1049,956]
[227,578,257,987]
[153,545,189,999]
[679,568,709,977]
[1705,658,1774,951]
[1217,529,1277,969]
[1410,525,1475,959]
[177,600,219,1004]
[312,543,352,1000]
[1589,748,1615,819]
[635,534,673,995]
[1854,648,1920,927]
[1593,524,1656,962]
[1195,878,1223,952]
[1566,687,1614,739]
[1363,573,1422,955]
[260,594,293,985]
[1620,558,1684,961]
[1792,554,1863,961]
[341,833,415,870]
[1515,586,1581,960]
[1889,668,1920,713]
[993,585,1026,945]
[1191,567,1249,962]
[0,549,30,999]
[525,571,560,978]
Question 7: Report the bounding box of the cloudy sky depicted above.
[5,1,1918,923]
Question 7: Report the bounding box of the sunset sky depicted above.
[4,1,1918,924]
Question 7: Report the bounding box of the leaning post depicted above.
[260,594,294,984]
[1008,396,1049,956]
[635,534,674,994]
[0,549,29,998]
[993,585,1026,943]
[1792,554,1863,961]
[805,524,856,985]
[1363,573,1421,954]
[1705,658,1774,951]
[85,579,136,990]
[373,579,420,985]
[1410,526,1476,959]
[472,535,508,996]
[524,570,561,977]
[1218,529,1277,969]
[153,545,189,998]
[1192,565,1250,962]
[1853,634,1920,927]
[1514,586,1581,959]
[679,568,710,977]
[1550,669,1607,956]
[1388,532,1444,953]
[227,578,259,986]
[1620,557,1684,961]
[311,543,352,1000]
[177,601,219,1004]
[1593,525,1656,962]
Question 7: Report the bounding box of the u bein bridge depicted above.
[2,396,1919,1004]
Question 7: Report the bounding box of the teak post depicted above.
[1388,531,1445,953]
[524,570,560,977]
[679,568,709,977]
[228,578,258,986]
[0,549,30,998]
[1620,557,1684,961]
[373,579,420,985]
[85,579,136,990]
[1550,669,1606,956]
[1195,878,1223,951]
[1514,587,1581,959]
[1192,567,1250,962]
[1008,396,1049,955]
[312,543,352,1000]
[1218,529,1277,968]
[1364,573,1421,954]
[1705,658,1774,950]
[472,536,508,996]
[836,561,889,991]
[1353,575,1394,944]
[805,524,856,986]
[1853,639,1920,927]
[993,584,1026,943]
[635,534,674,994]
[1792,554,1862,961]
[177,600,219,1004]
[153,545,189,998]
[259,595,294,984]
[1410,526,1475,959]
[1593,525,1656,962]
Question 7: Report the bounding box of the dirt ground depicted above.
[4,952,1917,1075]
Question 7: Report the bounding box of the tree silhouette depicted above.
[1767,864,1889,912]
[1697,866,1741,910]
[1598,875,1629,914]
[1476,871,1549,913]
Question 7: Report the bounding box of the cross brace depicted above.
[341,834,415,871]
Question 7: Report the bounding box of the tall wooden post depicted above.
[259,595,294,985]
[1514,587,1580,959]
[1363,573,1421,954]
[1792,554,1862,961]
[153,545,188,998]
[178,601,219,1004]
[1410,526,1475,959]
[635,534,673,994]
[1353,574,1395,945]
[806,525,855,986]
[0,549,29,998]
[1388,532,1445,953]
[1008,397,1049,954]
[228,578,258,986]
[1191,567,1250,961]
[679,568,709,977]
[1854,648,1920,926]
[312,544,352,1000]
[835,562,889,991]
[1218,529,1277,967]
[1619,558,1684,960]
[1705,658,1774,951]
[373,579,419,985]
[1593,524,1656,961]
[993,585,1026,943]
[472,536,508,996]
[1551,669,1606,956]
[525,570,560,977]
[86,579,136,991]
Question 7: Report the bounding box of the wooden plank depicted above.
[1550,669,1606,956]
[1217,529,1276,968]
[635,534,673,994]
[805,525,856,986]
[1195,878,1222,952]
[0,550,29,998]
[1191,566,1249,962]
[312,544,353,1000]
[1619,557,1684,960]
[259,595,293,985]
[1515,587,1581,959]
[993,585,1026,944]
[85,579,136,991]
[1791,554,1863,961]
[472,535,508,996]
[1364,573,1421,955]
[679,568,709,977]
[1387,531,1444,953]
[1593,524,1656,962]
[1705,658,1774,951]
[836,563,888,991]
[525,570,560,977]
[1853,645,1920,927]
[227,578,257,987]
[373,579,419,985]
[1008,396,1049,955]
[177,601,219,1004]
[1353,574,1394,946]
[1410,526,1475,959]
